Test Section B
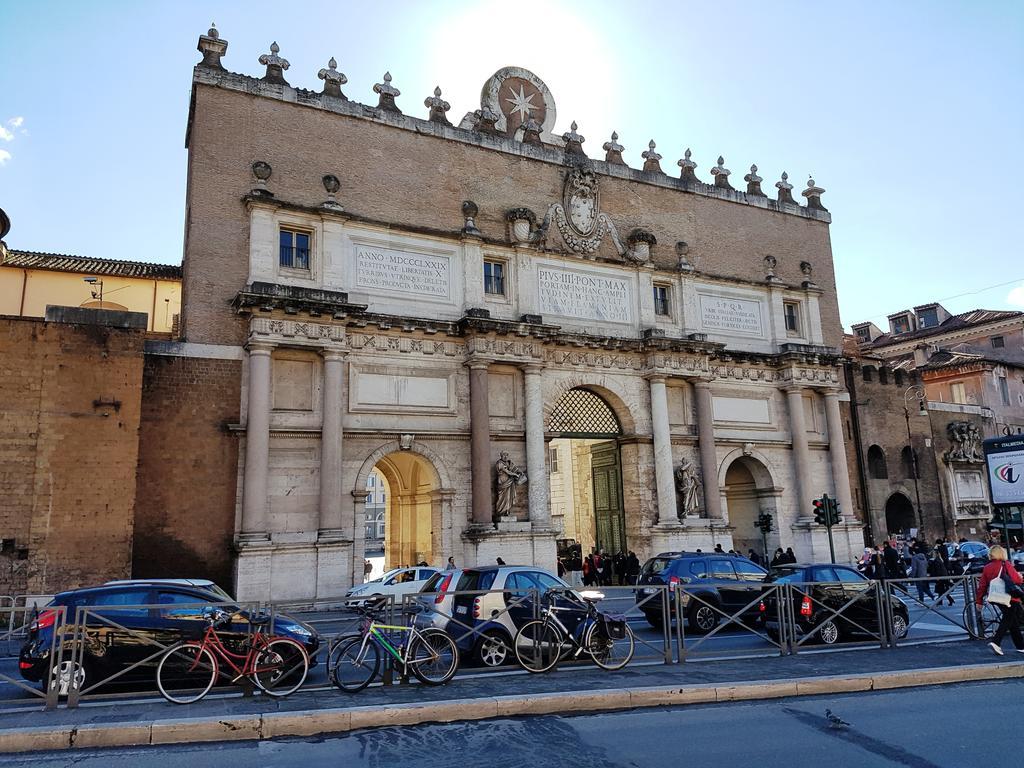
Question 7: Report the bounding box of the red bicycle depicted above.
[156,609,309,704]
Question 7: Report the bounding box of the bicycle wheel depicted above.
[585,620,635,671]
[156,642,218,705]
[965,603,1000,639]
[408,630,459,686]
[514,620,562,673]
[331,636,380,692]
[253,638,309,697]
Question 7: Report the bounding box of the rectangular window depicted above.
[653,284,671,316]
[917,308,938,328]
[892,316,910,334]
[784,301,801,334]
[992,336,1005,349]
[484,260,505,296]
[548,446,559,474]
[279,228,311,270]
[999,376,1011,406]
[950,382,967,404]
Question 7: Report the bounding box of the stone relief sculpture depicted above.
[534,167,629,259]
[674,458,703,517]
[495,451,528,517]
[945,421,983,463]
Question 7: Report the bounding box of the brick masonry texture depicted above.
[132,355,241,589]
[0,316,144,594]
[181,84,841,349]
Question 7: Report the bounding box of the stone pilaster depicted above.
[522,365,550,530]
[784,385,814,508]
[318,348,346,539]
[693,380,722,519]
[647,375,679,525]
[822,389,855,521]
[467,358,493,526]
[240,341,274,541]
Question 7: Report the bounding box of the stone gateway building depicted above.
[168,27,861,602]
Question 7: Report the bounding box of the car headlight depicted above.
[282,624,313,637]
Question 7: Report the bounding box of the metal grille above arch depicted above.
[546,387,622,437]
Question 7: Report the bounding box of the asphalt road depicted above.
[0,591,975,704]
[7,677,1014,767]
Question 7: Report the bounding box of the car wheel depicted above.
[645,613,663,629]
[817,618,841,645]
[49,659,88,697]
[687,602,719,634]
[476,631,510,668]
[891,612,909,640]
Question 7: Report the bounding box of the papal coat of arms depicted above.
[564,167,599,237]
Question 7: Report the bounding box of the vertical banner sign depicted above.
[984,435,1024,505]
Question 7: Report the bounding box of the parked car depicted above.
[760,563,910,645]
[19,579,319,692]
[635,552,768,633]
[417,565,584,667]
[946,541,990,565]
[345,566,440,606]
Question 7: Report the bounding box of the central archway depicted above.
[884,492,915,537]
[547,387,625,561]
[372,452,437,569]
[721,454,779,562]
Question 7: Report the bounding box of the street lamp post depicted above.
[903,385,927,539]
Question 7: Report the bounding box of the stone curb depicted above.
[0,661,1019,754]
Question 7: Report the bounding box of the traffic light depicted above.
[827,496,842,526]
[754,512,774,533]
[813,497,827,525]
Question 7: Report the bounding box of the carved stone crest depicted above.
[945,421,982,463]
[459,66,557,142]
[536,167,626,257]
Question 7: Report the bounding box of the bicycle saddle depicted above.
[248,613,273,626]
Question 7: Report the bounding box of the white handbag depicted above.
[988,572,1012,606]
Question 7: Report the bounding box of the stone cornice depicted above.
[193,68,830,224]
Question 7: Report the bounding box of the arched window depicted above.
[901,446,917,479]
[867,445,888,479]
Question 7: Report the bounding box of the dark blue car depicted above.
[19,579,319,692]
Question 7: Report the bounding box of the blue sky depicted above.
[2,0,1022,329]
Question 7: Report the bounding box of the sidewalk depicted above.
[1,640,1020,753]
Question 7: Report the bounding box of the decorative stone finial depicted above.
[322,174,343,210]
[776,171,795,204]
[642,140,663,174]
[506,208,537,244]
[521,116,543,146]
[425,86,452,125]
[677,148,700,185]
[197,22,227,69]
[800,260,818,288]
[603,131,625,165]
[318,57,348,100]
[562,121,586,155]
[373,72,402,113]
[744,164,764,196]
[711,155,733,190]
[461,201,481,237]
[258,41,290,86]
[802,176,827,211]
[625,229,656,264]
[251,161,273,197]
[675,241,693,272]
[472,107,500,135]
[763,254,779,282]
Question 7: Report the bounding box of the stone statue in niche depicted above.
[945,421,982,463]
[495,451,528,517]
[674,458,703,517]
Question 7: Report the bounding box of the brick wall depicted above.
[0,315,144,594]
[133,354,241,590]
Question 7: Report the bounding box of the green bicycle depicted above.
[329,601,459,692]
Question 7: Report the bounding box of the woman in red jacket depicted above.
[976,545,1024,655]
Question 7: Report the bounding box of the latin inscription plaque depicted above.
[699,295,764,336]
[355,246,451,299]
[537,265,632,324]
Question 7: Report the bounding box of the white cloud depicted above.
[0,125,12,142]
[1007,285,1024,308]
[7,117,23,128]
[0,149,10,166]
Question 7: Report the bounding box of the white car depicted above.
[345,566,440,606]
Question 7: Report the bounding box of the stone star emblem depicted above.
[504,84,536,122]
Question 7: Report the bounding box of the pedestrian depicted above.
[976,545,1024,655]
[582,554,594,587]
[614,551,627,585]
[601,552,614,586]
[496,557,506,566]
[883,539,903,581]
[928,546,955,605]
[747,549,762,566]
[363,559,373,581]
[910,548,934,601]
[444,556,456,571]
[714,544,725,554]
[770,548,785,567]
[627,551,641,585]
[784,547,797,564]
[557,557,566,579]
[570,550,584,588]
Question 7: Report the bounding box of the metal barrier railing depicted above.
[674,582,788,660]
[0,604,67,710]
[881,575,975,646]
[784,580,889,653]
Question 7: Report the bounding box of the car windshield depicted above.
[376,568,403,584]
[203,583,234,602]
[642,557,675,575]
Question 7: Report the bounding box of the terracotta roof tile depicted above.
[1,250,182,280]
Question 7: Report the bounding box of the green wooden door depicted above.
[591,441,626,554]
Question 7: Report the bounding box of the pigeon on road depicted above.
[825,708,850,730]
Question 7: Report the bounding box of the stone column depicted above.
[523,365,550,530]
[318,348,346,539]
[692,380,722,519]
[241,341,274,540]
[822,389,855,520]
[785,385,814,508]
[467,359,493,526]
[648,375,679,525]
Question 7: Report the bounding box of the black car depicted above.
[636,552,768,633]
[760,564,910,645]
[19,579,319,692]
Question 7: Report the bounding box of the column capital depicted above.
[781,383,806,394]
[818,386,842,398]
[247,340,276,355]
[691,377,715,390]
[351,490,370,502]
[320,346,348,362]
[464,356,494,371]
[521,363,545,375]
[643,372,668,384]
